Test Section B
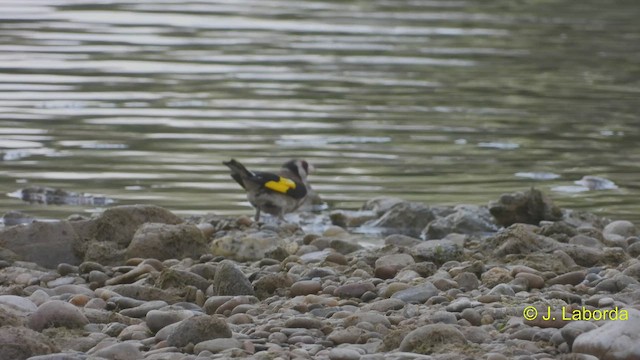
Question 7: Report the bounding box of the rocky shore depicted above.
[1,189,639,360]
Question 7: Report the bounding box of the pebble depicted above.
[27,300,89,331]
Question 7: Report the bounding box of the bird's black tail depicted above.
[223,159,253,188]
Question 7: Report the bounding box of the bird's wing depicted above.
[254,171,307,199]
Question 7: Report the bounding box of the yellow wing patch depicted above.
[265,177,296,194]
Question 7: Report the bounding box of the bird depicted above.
[223,159,312,221]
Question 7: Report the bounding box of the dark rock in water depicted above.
[1,211,34,226]
[0,220,82,268]
[0,326,59,359]
[212,260,254,296]
[489,188,562,227]
[11,186,114,206]
[126,223,208,261]
[365,201,450,238]
[166,315,232,349]
[423,204,498,239]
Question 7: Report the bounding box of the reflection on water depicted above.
[1,0,639,224]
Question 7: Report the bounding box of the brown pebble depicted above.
[325,252,348,265]
[125,258,144,266]
[515,272,545,289]
[69,294,91,307]
[547,271,586,286]
[374,265,398,279]
[290,280,322,296]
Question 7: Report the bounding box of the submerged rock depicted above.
[10,186,114,206]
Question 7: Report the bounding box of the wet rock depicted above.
[330,210,377,228]
[410,238,462,264]
[391,282,439,303]
[361,197,406,216]
[365,201,445,237]
[166,315,232,348]
[423,204,498,239]
[0,220,82,268]
[399,324,467,354]
[212,260,254,296]
[27,300,89,331]
[126,223,208,261]
[489,188,562,227]
[0,326,59,359]
[1,210,34,226]
[572,308,640,359]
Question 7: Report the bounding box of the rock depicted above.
[0,326,59,359]
[0,295,38,313]
[561,321,597,349]
[485,223,559,257]
[328,347,363,360]
[193,338,242,354]
[285,316,324,329]
[155,268,210,292]
[329,238,363,254]
[384,234,422,247]
[361,197,406,216]
[391,282,439,303]
[212,260,254,296]
[453,272,479,291]
[27,300,89,331]
[423,205,498,239]
[365,201,445,238]
[334,282,376,299]
[514,272,545,289]
[330,210,377,228]
[1,210,34,226]
[105,284,182,303]
[363,298,406,312]
[572,308,640,359]
[399,324,467,354]
[410,239,462,264]
[290,280,322,296]
[487,284,515,297]
[374,253,415,273]
[90,342,143,360]
[481,267,513,287]
[489,188,562,227]
[547,271,586,286]
[166,315,232,348]
[253,272,293,299]
[0,221,82,268]
[146,309,195,333]
[126,223,208,261]
[328,326,366,345]
[603,220,637,242]
[210,230,282,262]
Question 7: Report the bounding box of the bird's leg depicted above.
[254,208,261,222]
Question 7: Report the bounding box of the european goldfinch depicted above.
[223,159,312,221]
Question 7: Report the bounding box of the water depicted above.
[1,0,639,224]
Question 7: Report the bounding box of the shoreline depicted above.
[1,189,639,360]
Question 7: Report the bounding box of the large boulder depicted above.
[0,326,59,359]
[126,223,208,261]
[0,221,82,268]
[489,188,562,227]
